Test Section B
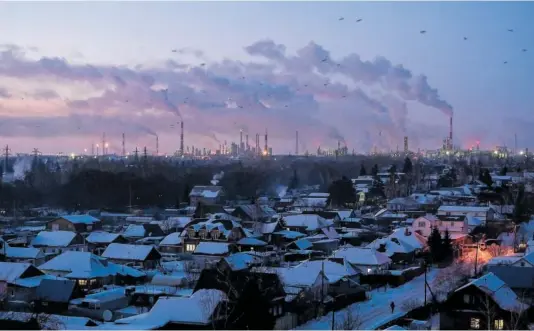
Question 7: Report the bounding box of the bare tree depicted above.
[334,306,363,330]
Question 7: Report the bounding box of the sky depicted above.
[0,1,533,155]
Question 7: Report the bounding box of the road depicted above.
[297,268,439,330]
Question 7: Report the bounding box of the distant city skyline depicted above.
[0,1,533,155]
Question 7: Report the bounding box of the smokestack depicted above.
[91,143,94,156]
[180,121,184,156]
[156,135,159,156]
[122,133,126,157]
[102,133,106,155]
[246,134,249,151]
[449,115,453,150]
[3,145,9,175]
[264,129,268,155]
[240,129,243,149]
[296,131,299,155]
[404,136,408,154]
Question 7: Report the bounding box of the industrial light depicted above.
[493,150,498,155]
[520,150,524,155]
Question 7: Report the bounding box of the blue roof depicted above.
[237,237,267,246]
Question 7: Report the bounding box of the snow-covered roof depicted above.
[466,214,483,227]
[102,243,158,262]
[273,230,306,239]
[193,242,231,256]
[31,231,77,247]
[0,262,35,282]
[115,289,227,327]
[40,251,145,279]
[237,237,267,246]
[59,215,100,224]
[122,224,146,238]
[86,231,121,244]
[223,252,262,271]
[189,185,223,198]
[159,233,183,246]
[296,260,359,283]
[163,217,192,229]
[5,246,43,259]
[455,272,529,313]
[333,247,391,266]
[282,214,331,231]
[438,206,491,213]
[254,266,323,287]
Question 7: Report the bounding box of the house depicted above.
[280,214,332,235]
[293,193,330,210]
[193,202,229,219]
[113,289,229,329]
[31,231,86,256]
[387,197,421,212]
[181,214,247,253]
[101,243,161,269]
[158,232,184,257]
[332,247,391,274]
[85,231,128,255]
[122,224,165,243]
[437,206,495,223]
[33,278,79,314]
[38,251,146,291]
[193,242,238,268]
[3,245,46,266]
[231,204,277,228]
[46,215,102,233]
[189,185,225,206]
[0,262,50,310]
[440,272,529,330]
[412,214,468,238]
[367,228,425,263]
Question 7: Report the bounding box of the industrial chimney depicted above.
[122,133,126,157]
[240,129,243,153]
[296,131,299,155]
[156,135,159,156]
[246,134,249,151]
[180,121,184,156]
[264,129,268,155]
[404,136,408,154]
[449,115,453,150]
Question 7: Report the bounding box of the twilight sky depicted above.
[0,1,533,155]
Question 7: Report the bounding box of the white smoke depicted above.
[210,171,224,186]
[12,157,32,180]
[276,185,288,198]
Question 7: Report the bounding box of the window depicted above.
[187,228,196,238]
[78,279,87,286]
[277,305,283,316]
[10,289,15,297]
[87,225,93,231]
[450,222,454,227]
[212,230,220,239]
[186,244,196,252]
[463,294,470,304]
[52,224,59,231]
[199,230,207,239]
[494,319,504,330]
[418,221,426,227]
[470,318,480,329]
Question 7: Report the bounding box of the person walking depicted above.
[390,301,395,314]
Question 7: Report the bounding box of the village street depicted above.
[297,268,439,330]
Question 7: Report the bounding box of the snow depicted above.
[297,268,439,330]
[31,231,76,247]
[283,214,331,231]
[5,246,43,259]
[273,230,306,239]
[455,272,529,313]
[115,289,227,327]
[39,251,144,279]
[290,238,313,250]
[438,206,491,213]
[159,233,183,246]
[296,260,358,283]
[237,237,267,246]
[122,225,146,238]
[385,325,407,330]
[224,252,262,271]
[333,247,392,266]
[102,243,157,261]
[193,242,230,255]
[60,214,100,224]
[86,231,121,244]
[254,266,323,287]
[0,262,34,282]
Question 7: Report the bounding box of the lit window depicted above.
[186,244,196,252]
[78,279,87,286]
[470,318,480,329]
[494,320,504,330]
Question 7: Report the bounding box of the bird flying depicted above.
[503,61,508,64]
[356,18,363,22]
[463,37,468,40]
[339,17,344,21]
[420,30,426,34]
[522,49,527,52]
[507,29,514,32]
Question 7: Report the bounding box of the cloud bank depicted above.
[0,40,453,154]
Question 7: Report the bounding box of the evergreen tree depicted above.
[182,183,191,204]
[402,157,413,174]
[288,168,299,190]
[359,163,367,176]
[479,169,493,187]
[442,229,453,261]
[327,176,356,207]
[229,278,276,330]
[499,166,508,176]
[371,164,379,177]
[427,227,443,262]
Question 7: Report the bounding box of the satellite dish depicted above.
[103,310,113,322]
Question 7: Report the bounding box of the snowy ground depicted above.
[296,268,439,330]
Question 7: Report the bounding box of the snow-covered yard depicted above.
[297,268,439,330]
